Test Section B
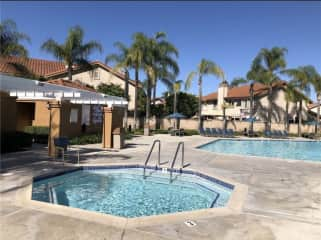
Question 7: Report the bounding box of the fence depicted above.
[127,117,316,134]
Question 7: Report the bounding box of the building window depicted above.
[70,108,78,123]
[93,70,100,80]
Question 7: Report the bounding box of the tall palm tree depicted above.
[284,82,298,131]
[248,47,288,131]
[106,41,131,129]
[282,66,312,136]
[151,33,179,102]
[129,33,145,130]
[41,26,102,80]
[141,32,179,135]
[0,19,30,57]
[304,66,321,135]
[185,59,224,130]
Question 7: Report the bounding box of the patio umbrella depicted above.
[166,112,187,119]
[245,117,256,123]
[166,113,186,130]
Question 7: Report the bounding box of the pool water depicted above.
[32,168,232,218]
[199,139,321,162]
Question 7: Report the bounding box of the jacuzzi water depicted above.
[32,167,233,218]
[199,139,321,162]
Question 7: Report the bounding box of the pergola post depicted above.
[102,106,125,149]
[48,101,62,157]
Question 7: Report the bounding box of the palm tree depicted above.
[0,19,30,57]
[41,26,102,80]
[141,32,179,135]
[151,32,179,103]
[128,33,145,130]
[106,41,132,130]
[284,82,297,131]
[248,47,288,131]
[282,66,312,136]
[305,66,321,135]
[185,59,224,130]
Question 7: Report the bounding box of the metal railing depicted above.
[169,142,184,182]
[143,140,161,178]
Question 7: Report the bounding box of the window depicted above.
[81,105,90,125]
[93,70,100,80]
[70,109,78,123]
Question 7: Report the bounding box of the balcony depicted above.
[202,105,251,118]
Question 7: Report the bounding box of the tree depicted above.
[282,66,318,136]
[106,41,132,129]
[185,59,224,130]
[129,33,145,130]
[41,26,102,80]
[96,83,125,97]
[164,92,198,118]
[139,32,179,135]
[248,47,288,131]
[0,19,30,57]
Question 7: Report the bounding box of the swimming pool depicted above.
[32,166,233,218]
[198,139,321,162]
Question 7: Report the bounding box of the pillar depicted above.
[48,101,62,156]
[102,106,124,149]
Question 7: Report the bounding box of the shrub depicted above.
[24,126,49,144]
[1,131,33,153]
[69,133,102,145]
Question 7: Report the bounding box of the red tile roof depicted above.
[0,56,65,77]
[0,56,141,87]
[202,82,287,102]
[47,79,96,92]
[308,103,320,109]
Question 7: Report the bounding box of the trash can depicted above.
[112,127,125,149]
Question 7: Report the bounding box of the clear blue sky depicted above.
[2,1,321,100]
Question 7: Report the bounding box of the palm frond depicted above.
[185,71,197,90]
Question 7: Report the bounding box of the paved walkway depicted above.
[1,135,320,239]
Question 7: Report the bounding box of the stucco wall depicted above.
[33,101,50,126]
[62,67,136,111]
[0,91,17,133]
[16,102,35,131]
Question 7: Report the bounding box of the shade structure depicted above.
[245,117,256,123]
[306,120,320,126]
[166,112,187,119]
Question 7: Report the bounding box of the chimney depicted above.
[217,81,228,109]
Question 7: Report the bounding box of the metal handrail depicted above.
[169,142,184,182]
[143,140,161,177]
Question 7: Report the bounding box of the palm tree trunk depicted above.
[153,81,157,104]
[285,100,289,131]
[249,83,254,133]
[198,76,202,130]
[222,106,226,130]
[173,90,177,114]
[144,77,151,135]
[68,63,73,81]
[316,93,320,135]
[298,100,302,137]
[133,68,139,131]
[123,70,129,130]
[267,85,273,131]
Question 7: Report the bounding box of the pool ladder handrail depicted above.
[169,142,184,182]
[143,139,161,177]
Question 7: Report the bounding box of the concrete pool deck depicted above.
[1,135,321,239]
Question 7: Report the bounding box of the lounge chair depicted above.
[54,137,80,164]
[281,130,288,138]
[205,128,211,137]
[226,129,234,138]
[216,128,224,137]
[210,128,218,137]
[264,130,272,138]
[199,127,206,136]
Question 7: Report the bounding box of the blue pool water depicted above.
[32,167,232,218]
[199,139,321,162]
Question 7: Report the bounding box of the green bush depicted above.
[1,131,33,153]
[69,133,102,145]
[24,126,49,144]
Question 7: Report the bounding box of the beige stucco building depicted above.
[202,81,311,123]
